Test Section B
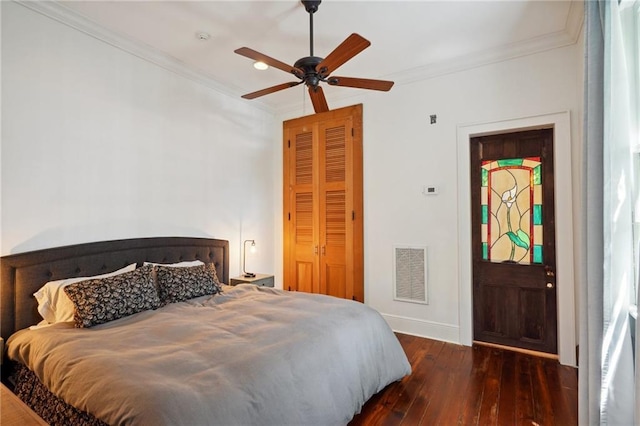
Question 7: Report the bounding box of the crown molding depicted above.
[565,0,586,44]
[274,1,584,115]
[392,31,579,87]
[14,0,275,115]
[17,0,584,117]
[386,0,584,87]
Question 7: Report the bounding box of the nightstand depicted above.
[230,274,274,287]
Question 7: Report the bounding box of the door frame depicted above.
[456,111,576,366]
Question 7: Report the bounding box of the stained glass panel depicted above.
[533,165,542,185]
[480,157,543,264]
[481,169,489,187]
[533,245,543,263]
[497,158,523,167]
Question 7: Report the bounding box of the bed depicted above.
[1,237,411,425]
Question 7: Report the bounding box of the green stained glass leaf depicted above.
[497,158,523,167]
[516,230,530,249]
[481,205,488,224]
[481,169,488,187]
[533,205,542,225]
[533,165,542,185]
[506,231,529,249]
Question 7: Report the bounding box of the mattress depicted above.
[7,284,411,426]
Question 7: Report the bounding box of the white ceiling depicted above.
[38,0,584,113]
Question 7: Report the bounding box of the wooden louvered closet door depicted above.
[283,104,363,302]
[287,126,318,294]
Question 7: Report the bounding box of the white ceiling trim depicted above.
[15,0,275,115]
[393,29,579,87]
[274,1,584,115]
[16,0,584,116]
[564,0,586,43]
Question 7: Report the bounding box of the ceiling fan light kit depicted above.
[253,61,269,70]
[234,0,394,114]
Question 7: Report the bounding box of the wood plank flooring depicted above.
[349,333,578,426]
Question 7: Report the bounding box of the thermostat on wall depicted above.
[422,186,438,196]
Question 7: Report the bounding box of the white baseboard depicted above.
[381,313,461,345]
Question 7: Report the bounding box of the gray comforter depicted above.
[7,285,411,426]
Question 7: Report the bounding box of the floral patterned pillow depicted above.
[63,264,161,328]
[155,263,222,304]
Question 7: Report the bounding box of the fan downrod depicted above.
[302,0,321,57]
[296,1,324,88]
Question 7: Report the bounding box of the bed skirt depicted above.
[12,364,107,426]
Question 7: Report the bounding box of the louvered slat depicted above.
[295,132,313,184]
[295,192,313,244]
[325,126,346,182]
[325,190,346,245]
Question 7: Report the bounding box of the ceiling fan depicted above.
[234,0,394,113]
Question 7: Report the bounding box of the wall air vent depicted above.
[393,246,428,304]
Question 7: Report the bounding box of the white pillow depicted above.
[34,263,137,324]
[143,260,204,267]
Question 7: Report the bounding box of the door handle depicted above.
[321,246,326,255]
[314,245,318,255]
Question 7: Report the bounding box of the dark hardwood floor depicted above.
[349,333,578,425]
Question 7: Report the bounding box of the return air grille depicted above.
[393,246,428,304]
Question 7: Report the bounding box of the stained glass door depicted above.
[471,129,557,354]
[480,157,543,264]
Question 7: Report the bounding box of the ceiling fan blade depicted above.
[235,47,303,77]
[308,86,329,113]
[242,81,302,100]
[327,76,394,91]
[316,33,371,78]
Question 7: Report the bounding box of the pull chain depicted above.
[302,85,307,116]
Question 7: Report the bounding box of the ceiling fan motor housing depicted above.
[293,56,324,87]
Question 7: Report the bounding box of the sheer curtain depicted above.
[580,1,604,423]
[601,0,638,423]
[581,0,639,424]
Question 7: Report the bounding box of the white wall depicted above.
[276,41,583,364]
[1,2,277,278]
[2,1,583,364]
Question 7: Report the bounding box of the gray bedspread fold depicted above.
[8,285,411,426]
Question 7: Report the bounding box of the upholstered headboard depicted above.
[0,237,229,341]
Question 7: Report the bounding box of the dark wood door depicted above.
[470,128,557,354]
